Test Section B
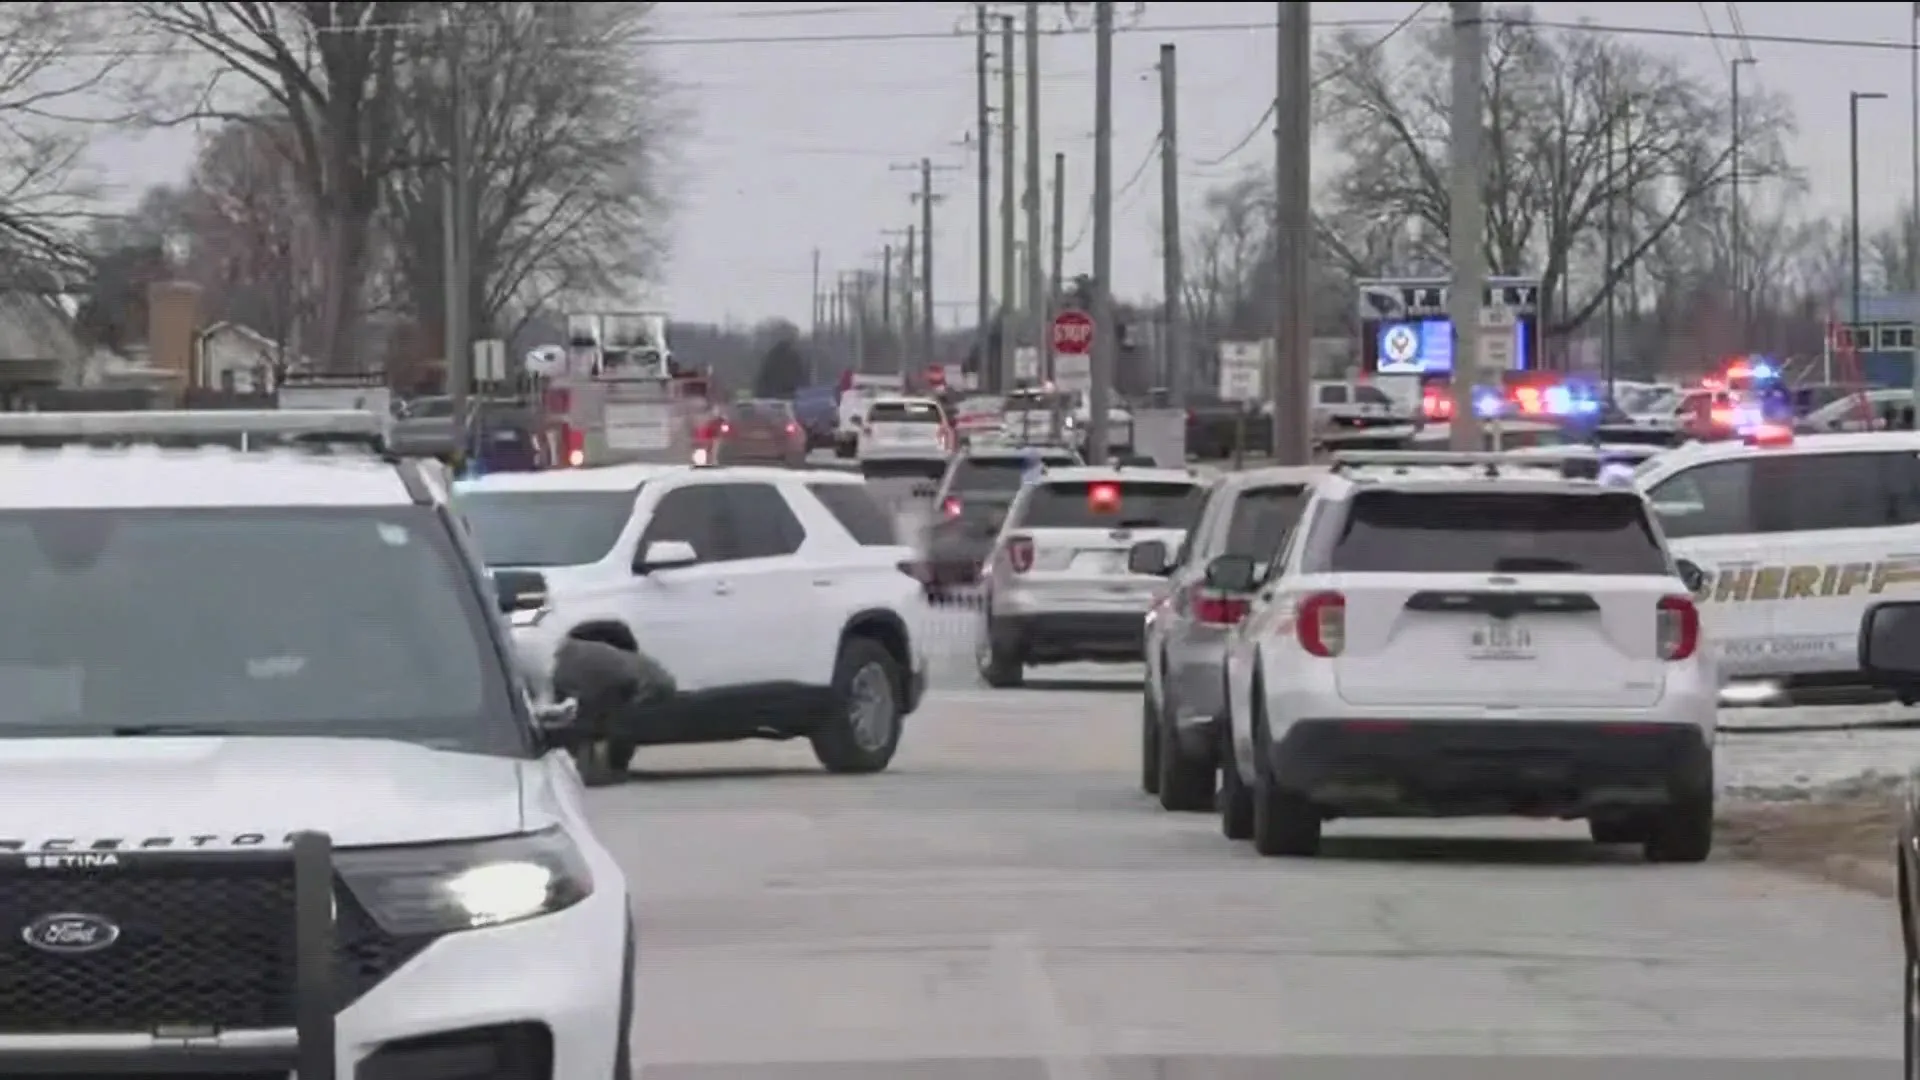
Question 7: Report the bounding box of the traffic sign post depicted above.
[1476,305,1515,374]
[1216,341,1265,402]
[1050,310,1095,394]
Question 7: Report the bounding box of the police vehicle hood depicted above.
[0,737,530,851]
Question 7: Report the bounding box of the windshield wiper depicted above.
[110,724,243,737]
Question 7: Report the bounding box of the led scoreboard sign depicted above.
[1357,277,1541,376]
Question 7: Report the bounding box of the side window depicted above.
[1293,500,1343,573]
[1647,460,1756,539]
[639,486,730,563]
[724,483,805,558]
[1173,485,1225,568]
[807,482,900,545]
[1316,384,1347,405]
[1888,452,1920,524]
[1759,453,1905,533]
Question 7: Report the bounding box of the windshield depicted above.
[1005,392,1070,414]
[868,400,944,423]
[1330,490,1669,575]
[951,455,1074,494]
[1019,480,1206,530]
[455,488,638,566]
[0,507,518,748]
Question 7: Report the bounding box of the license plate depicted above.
[1468,621,1534,659]
[1072,551,1124,573]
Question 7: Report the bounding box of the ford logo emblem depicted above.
[21,912,120,955]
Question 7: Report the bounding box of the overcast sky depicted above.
[101,2,1920,328]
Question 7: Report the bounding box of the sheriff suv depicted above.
[0,409,634,1080]
[454,463,930,777]
[1220,451,1717,862]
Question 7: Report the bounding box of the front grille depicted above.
[0,855,436,1033]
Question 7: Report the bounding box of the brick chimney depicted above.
[146,280,203,385]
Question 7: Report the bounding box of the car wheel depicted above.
[1642,796,1713,863]
[1156,679,1214,812]
[1140,689,1161,796]
[1218,721,1254,840]
[605,738,637,776]
[976,618,1025,688]
[1249,683,1319,856]
[574,740,624,788]
[811,636,906,774]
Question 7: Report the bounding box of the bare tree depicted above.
[136,1,419,369]
[1311,8,1796,335]
[381,2,677,343]
[0,5,145,282]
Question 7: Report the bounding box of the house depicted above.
[196,320,292,392]
[0,289,86,402]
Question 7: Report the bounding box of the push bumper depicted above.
[1267,719,1714,818]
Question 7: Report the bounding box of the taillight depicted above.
[696,419,729,441]
[937,426,953,452]
[1193,591,1249,626]
[1656,595,1699,661]
[1296,591,1345,657]
[1006,534,1035,574]
[563,425,585,468]
[942,497,962,518]
[785,422,799,435]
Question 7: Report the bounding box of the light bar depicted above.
[0,409,426,453]
[1331,450,1514,468]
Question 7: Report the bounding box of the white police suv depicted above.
[1220,451,1717,862]
[0,411,634,1080]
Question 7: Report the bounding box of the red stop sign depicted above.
[1050,310,1095,355]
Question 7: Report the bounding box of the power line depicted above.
[1191,2,1432,170]
[1065,132,1160,255]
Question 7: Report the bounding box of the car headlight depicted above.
[336,827,594,935]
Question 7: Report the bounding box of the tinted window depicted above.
[1353,385,1392,405]
[1330,491,1668,575]
[730,400,793,422]
[1019,480,1206,530]
[1762,452,1914,532]
[1223,485,1308,555]
[868,401,944,423]
[455,488,636,566]
[1316,385,1347,404]
[724,484,805,558]
[1647,460,1756,539]
[809,482,900,545]
[642,486,729,563]
[0,507,516,749]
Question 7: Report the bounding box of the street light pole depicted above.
[1729,57,1755,337]
[1852,90,1889,330]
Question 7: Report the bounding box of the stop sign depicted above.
[1050,310,1094,355]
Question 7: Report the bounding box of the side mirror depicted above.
[634,539,699,574]
[1126,539,1171,576]
[1674,558,1708,594]
[1860,601,1920,682]
[1204,553,1259,593]
[493,569,548,615]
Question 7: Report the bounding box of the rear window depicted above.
[807,483,899,545]
[1329,490,1668,575]
[731,400,792,421]
[1019,481,1206,530]
[951,455,1074,493]
[1223,484,1308,554]
[868,401,944,423]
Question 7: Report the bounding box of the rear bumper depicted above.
[992,611,1144,662]
[1266,719,1714,819]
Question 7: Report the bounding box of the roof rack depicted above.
[0,409,450,457]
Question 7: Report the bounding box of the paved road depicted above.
[594,678,1901,1080]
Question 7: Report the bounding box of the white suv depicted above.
[453,464,930,778]
[0,410,632,1080]
[1220,451,1717,862]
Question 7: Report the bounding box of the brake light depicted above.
[1006,534,1035,574]
[563,425,585,468]
[942,497,963,518]
[1296,591,1346,657]
[1193,590,1249,626]
[1656,595,1699,661]
[1088,482,1121,511]
[696,419,730,441]
[785,422,799,435]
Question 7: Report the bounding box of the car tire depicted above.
[834,438,855,459]
[1156,681,1214,812]
[1588,816,1644,845]
[606,738,637,776]
[811,636,906,774]
[574,740,624,788]
[977,618,1025,688]
[1218,724,1254,840]
[1250,684,1319,857]
[1642,797,1713,863]
[1140,690,1161,796]
[1906,955,1920,1080]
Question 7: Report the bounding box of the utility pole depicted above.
[1088,0,1115,461]
[1446,1,1487,452]
[1272,3,1313,465]
[902,227,918,370]
[810,247,821,338]
[1024,1,1045,387]
[1159,43,1187,407]
[975,5,995,390]
[893,157,959,374]
[999,14,1018,390]
[1851,90,1889,331]
[442,10,471,448]
[1051,149,1066,376]
[1730,56,1755,339]
[881,243,894,333]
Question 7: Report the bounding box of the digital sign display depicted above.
[1375,318,1529,375]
